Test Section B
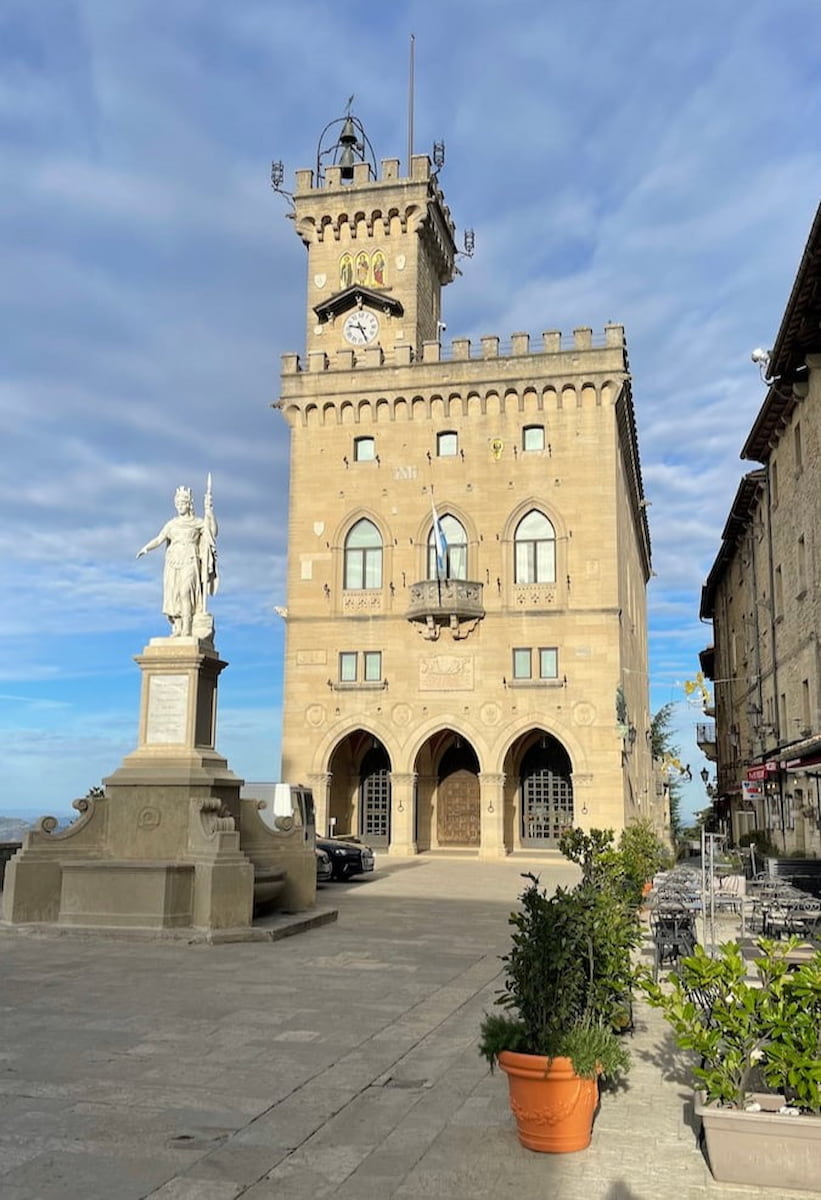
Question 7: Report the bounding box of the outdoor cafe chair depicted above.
[650,908,697,980]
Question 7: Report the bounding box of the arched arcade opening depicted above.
[413,729,481,851]
[326,730,392,847]
[503,730,575,849]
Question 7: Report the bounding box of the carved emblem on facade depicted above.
[573,702,596,726]
[419,655,474,691]
[297,649,327,665]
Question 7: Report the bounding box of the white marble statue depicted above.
[137,477,218,637]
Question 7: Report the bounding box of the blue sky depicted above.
[2,0,820,822]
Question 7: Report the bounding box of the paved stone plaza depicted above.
[0,856,814,1199]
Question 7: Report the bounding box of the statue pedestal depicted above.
[2,638,255,937]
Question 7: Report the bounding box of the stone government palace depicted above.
[274,111,660,859]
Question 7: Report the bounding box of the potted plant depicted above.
[617,820,673,909]
[478,870,634,1153]
[559,822,671,912]
[640,938,821,1190]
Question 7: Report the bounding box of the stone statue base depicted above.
[2,638,257,938]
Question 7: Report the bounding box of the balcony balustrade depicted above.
[406,578,484,639]
[696,721,717,760]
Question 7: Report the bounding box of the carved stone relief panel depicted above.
[419,655,474,691]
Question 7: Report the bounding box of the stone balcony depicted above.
[696,721,717,761]
[406,579,484,641]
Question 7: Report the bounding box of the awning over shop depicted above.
[782,753,821,773]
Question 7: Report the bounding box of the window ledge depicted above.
[505,678,565,689]
[329,680,387,691]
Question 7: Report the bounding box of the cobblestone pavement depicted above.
[1,856,816,1199]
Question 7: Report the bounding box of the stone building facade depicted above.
[275,124,655,857]
[700,203,821,855]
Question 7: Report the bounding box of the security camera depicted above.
[437,320,447,332]
[750,347,770,365]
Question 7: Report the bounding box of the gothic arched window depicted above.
[514,510,556,584]
[344,519,383,589]
[427,514,467,580]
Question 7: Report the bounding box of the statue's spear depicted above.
[201,472,216,602]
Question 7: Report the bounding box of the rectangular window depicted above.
[437,431,458,457]
[785,792,795,831]
[522,425,545,452]
[339,651,382,684]
[770,460,779,507]
[363,651,382,682]
[798,535,807,594]
[512,648,532,679]
[774,566,783,618]
[339,652,357,682]
[354,436,375,462]
[539,648,558,679]
[795,421,803,472]
[802,679,811,733]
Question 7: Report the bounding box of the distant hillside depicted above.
[0,817,31,842]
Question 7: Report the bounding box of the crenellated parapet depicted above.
[283,323,624,373]
[278,324,628,419]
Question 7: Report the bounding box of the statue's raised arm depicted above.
[136,478,218,641]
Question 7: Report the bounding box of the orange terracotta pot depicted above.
[498,1051,598,1153]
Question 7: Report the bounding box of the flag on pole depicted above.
[431,499,448,578]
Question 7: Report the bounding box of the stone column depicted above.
[479,772,506,860]
[307,772,332,838]
[388,773,417,856]
[415,773,436,851]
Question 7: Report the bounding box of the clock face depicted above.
[343,310,380,345]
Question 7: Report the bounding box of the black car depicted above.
[315,836,375,881]
[315,846,333,884]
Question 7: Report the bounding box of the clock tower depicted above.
[275,109,657,861]
[289,115,458,363]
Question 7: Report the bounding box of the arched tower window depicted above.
[427,514,467,580]
[344,519,383,589]
[514,510,556,584]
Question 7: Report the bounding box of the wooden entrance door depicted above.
[437,769,480,846]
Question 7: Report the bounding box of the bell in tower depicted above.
[285,104,458,360]
[316,100,376,186]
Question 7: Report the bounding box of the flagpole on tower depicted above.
[407,33,415,177]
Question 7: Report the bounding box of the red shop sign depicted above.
[746,762,778,781]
